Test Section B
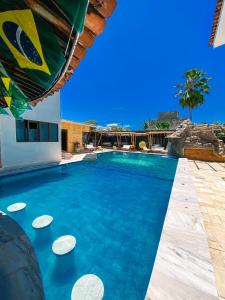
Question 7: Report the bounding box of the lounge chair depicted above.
[143,146,151,152]
[151,144,167,153]
[122,145,132,150]
[102,142,112,148]
[86,144,96,151]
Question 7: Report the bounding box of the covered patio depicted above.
[85,130,175,150]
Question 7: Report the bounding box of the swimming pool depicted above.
[0,152,178,300]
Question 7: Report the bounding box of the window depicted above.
[16,120,25,142]
[16,120,58,142]
[28,121,39,142]
[40,122,49,142]
[49,123,58,142]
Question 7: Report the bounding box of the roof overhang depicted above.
[210,0,225,47]
[0,0,117,117]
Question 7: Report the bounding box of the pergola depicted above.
[87,130,175,149]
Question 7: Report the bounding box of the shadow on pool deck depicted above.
[0,213,44,300]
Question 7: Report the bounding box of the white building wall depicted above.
[0,92,61,169]
[213,1,225,47]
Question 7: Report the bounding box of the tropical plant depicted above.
[155,121,170,130]
[143,121,150,130]
[110,126,124,131]
[213,121,221,126]
[160,121,170,130]
[174,69,211,121]
[144,120,171,130]
[155,121,161,130]
[84,120,97,125]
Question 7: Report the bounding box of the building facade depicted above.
[0,93,61,169]
[210,0,225,47]
[61,120,94,153]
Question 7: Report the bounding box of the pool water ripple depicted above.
[0,152,177,300]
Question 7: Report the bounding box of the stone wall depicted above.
[168,120,225,161]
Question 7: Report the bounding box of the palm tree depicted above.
[143,121,149,130]
[174,69,211,121]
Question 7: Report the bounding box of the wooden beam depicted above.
[116,134,119,147]
[94,132,97,147]
[85,12,106,36]
[150,134,152,147]
[70,56,80,68]
[86,132,91,144]
[78,27,95,48]
[90,0,117,18]
[25,0,71,36]
[74,44,86,60]
[147,134,149,148]
[97,133,102,146]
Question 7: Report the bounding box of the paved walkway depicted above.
[189,160,225,300]
[147,158,218,300]
[0,150,112,177]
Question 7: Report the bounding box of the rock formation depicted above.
[167,120,225,160]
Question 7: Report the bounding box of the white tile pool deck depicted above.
[146,158,219,300]
[0,151,224,299]
[189,160,225,300]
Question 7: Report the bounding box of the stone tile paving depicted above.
[146,158,218,300]
[189,160,225,300]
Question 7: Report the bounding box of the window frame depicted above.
[49,123,59,142]
[39,122,50,142]
[28,120,39,142]
[16,119,59,143]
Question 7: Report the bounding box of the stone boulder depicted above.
[168,121,225,159]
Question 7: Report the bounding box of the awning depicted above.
[0,0,89,117]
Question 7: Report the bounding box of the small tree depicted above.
[174,69,211,121]
[84,120,97,125]
[143,121,149,130]
[155,121,170,130]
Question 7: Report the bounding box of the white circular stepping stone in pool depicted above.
[32,215,53,229]
[52,235,76,255]
[7,202,26,212]
[71,274,104,300]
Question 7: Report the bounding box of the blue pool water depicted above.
[0,152,177,300]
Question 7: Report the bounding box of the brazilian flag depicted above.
[0,0,88,117]
[0,62,30,117]
[56,0,89,33]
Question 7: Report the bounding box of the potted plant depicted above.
[74,141,81,153]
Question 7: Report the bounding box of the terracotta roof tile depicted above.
[210,0,223,46]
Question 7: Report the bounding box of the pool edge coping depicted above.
[0,150,112,178]
[145,158,219,300]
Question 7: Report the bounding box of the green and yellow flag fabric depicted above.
[0,62,30,117]
[0,0,88,117]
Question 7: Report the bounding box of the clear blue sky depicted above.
[61,0,225,129]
